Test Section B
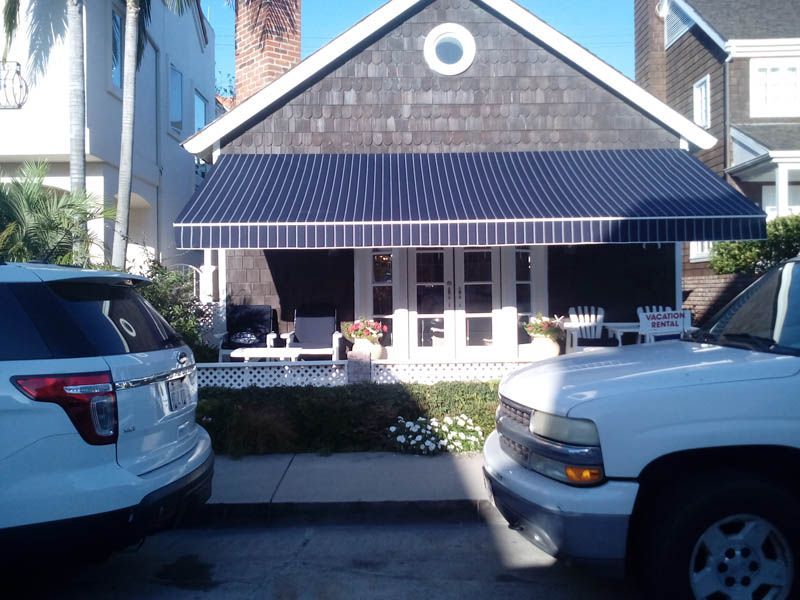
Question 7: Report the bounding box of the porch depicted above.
[177,149,766,379]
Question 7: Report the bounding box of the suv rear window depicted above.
[1,281,183,360]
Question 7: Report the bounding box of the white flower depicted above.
[456,418,466,427]
[411,425,419,433]
[415,435,422,441]
[444,416,453,425]
[389,426,397,433]
[410,439,416,445]
[405,421,413,429]
[458,432,466,440]
[397,435,406,443]
[441,424,449,432]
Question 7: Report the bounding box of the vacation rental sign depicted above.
[638,310,690,335]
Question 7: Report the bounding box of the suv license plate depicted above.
[167,378,191,412]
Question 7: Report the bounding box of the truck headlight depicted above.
[531,411,600,446]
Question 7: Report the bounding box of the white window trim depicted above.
[692,74,711,129]
[749,57,800,119]
[689,241,713,263]
[423,23,476,76]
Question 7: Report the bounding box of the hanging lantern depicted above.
[0,61,29,109]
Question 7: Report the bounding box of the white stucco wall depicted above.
[0,0,214,267]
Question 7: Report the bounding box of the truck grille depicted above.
[497,395,532,429]
[499,434,530,464]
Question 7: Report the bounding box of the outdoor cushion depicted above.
[293,315,336,348]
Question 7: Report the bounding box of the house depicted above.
[177,0,765,369]
[635,0,800,322]
[0,0,216,270]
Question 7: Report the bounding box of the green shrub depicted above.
[196,382,499,456]
[711,215,800,275]
[138,259,216,360]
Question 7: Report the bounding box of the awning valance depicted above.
[174,149,766,249]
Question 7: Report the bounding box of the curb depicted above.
[184,499,499,529]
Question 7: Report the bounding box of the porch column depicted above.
[776,164,790,217]
[217,249,227,303]
[198,249,216,304]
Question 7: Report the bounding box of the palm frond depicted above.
[2,0,20,58]
[0,161,110,265]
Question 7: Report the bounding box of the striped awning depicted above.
[174,149,766,249]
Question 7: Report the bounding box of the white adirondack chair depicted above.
[636,306,671,343]
[565,306,606,353]
[636,306,691,343]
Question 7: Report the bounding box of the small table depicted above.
[229,347,303,362]
[603,322,642,346]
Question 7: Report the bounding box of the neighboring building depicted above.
[0,0,216,270]
[177,0,764,364]
[635,0,800,322]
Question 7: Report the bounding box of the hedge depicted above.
[196,382,499,456]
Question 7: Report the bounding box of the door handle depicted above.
[446,280,452,300]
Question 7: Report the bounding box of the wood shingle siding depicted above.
[223,0,679,156]
[665,25,727,174]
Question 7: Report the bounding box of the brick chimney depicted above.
[634,0,667,101]
[235,0,302,103]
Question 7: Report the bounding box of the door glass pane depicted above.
[416,252,444,283]
[373,286,392,315]
[418,317,445,347]
[417,284,444,314]
[373,253,392,283]
[464,284,492,313]
[466,317,493,346]
[464,251,492,282]
[516,250,531,282]
[516,284,531,314]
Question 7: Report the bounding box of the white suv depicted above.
[0,263,213,560]
[485,258,800,599]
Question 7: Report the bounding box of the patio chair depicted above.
[218,304,276,362]
[565,306,615,353]
[281,306,343,360]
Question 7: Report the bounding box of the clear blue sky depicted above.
[201,0,634,93]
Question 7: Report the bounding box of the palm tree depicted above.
[111,0,191,269]
[0,162,112,265]
[3,0,86,194]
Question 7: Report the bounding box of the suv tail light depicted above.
[13,372,118,445]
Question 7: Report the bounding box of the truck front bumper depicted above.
[483,431,637,576]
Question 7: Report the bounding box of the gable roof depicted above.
[681,0,800,41]
[184,0,716,158]
[735,124,800,152]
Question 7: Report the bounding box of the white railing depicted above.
[198,361,348,389]
[373,361,526,385]
[197,359,532,388]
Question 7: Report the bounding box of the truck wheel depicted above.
[641,476,798,600]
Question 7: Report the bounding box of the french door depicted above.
[408,248,500,359]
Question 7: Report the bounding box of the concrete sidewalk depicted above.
[197,452,492,526]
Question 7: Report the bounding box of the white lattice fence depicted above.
[371,361,528,384]
[198,361,348,388]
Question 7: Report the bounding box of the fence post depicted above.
[346,351,372,383]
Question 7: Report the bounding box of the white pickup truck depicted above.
[484,257,800,600]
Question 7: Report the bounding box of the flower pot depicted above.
[352,338,386,360]
[520,335,560,361]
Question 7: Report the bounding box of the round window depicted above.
[424,24,476,76]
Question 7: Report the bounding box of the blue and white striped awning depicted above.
[174,149,766,249]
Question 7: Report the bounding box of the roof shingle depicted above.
[685,0,800,40]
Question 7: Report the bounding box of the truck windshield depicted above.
[691,261,800,355]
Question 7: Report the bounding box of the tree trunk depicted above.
[66,0,85,193]
[111,0,140,269]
